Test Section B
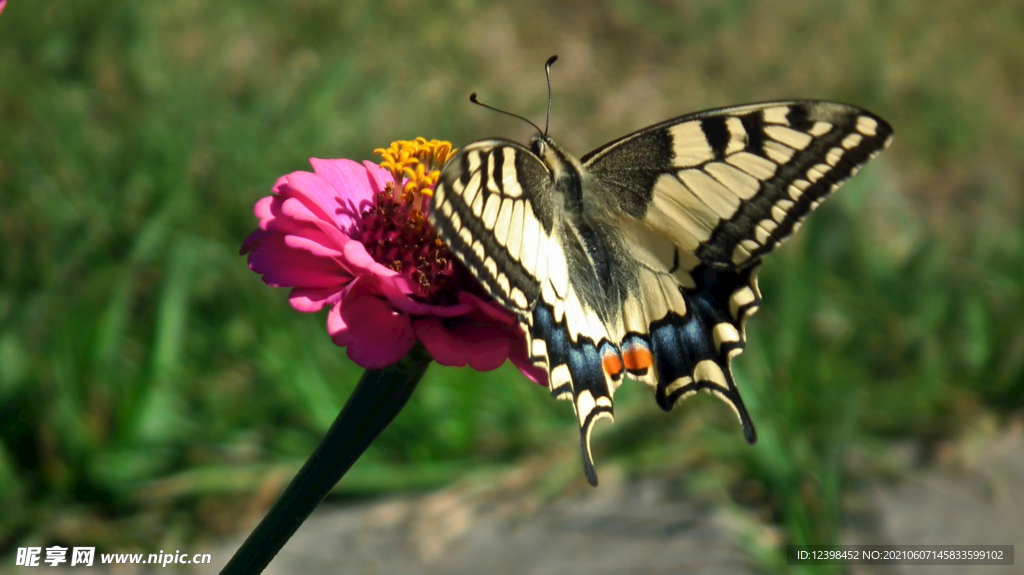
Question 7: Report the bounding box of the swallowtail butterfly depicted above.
[429,57,893,485]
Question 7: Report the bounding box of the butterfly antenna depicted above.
[544,55,557,136]
[469,93,543,135]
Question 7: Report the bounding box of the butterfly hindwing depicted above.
[431,99,893,486]
[613,222,762,443]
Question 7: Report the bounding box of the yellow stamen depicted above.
[375,138,458,211]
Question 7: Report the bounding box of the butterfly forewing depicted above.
[583,101,894,269]
[430,99,892,486]
[432,140,557,313]
[432,139,623,486]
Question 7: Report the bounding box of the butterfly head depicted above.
[529,134,587,210]
[534,132,585,166]
[529,134,552,158]
[530,134,567,168]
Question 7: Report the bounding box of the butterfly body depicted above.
[430,100,893,485]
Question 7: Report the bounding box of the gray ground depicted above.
[13,423,1023,574]
[848,421,1024,575]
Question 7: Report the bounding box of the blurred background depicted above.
[1,0,1022,573]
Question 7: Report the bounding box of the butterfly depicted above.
[429,57,893,485]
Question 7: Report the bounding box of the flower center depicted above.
[357,139,481,306]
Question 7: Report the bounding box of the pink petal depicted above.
[508,334,549,386]
[326,296,350,340]
[459,291,518,325]
[278,193,329,225]
[252,196,278,226]
[246,234,349,289]
[247,196,358,278]
[362,160,394,194]
[379,281,474,316]
[256,191,336,241]
[255,194,312,234]
[310,158,385,227]
[342,239,401,279]
[240,228,272,256]
[328,280,416,369]
[274,171,345,228]
[284,233,344,258]
[412,316,513,371]
[253,195,352,261]
[289,286,346,312]
[374,272,417,298]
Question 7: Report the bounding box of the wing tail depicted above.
[629,262,762,443]
[529,301,622,486]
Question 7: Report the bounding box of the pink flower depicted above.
[241,142,541,379]
[0,1,6,15]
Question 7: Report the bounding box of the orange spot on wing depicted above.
[601,352,623,377]
[622,345,653,373]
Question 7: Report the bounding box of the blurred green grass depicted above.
[1,0,1022,572]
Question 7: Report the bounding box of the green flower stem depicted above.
[219,344,432,575]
